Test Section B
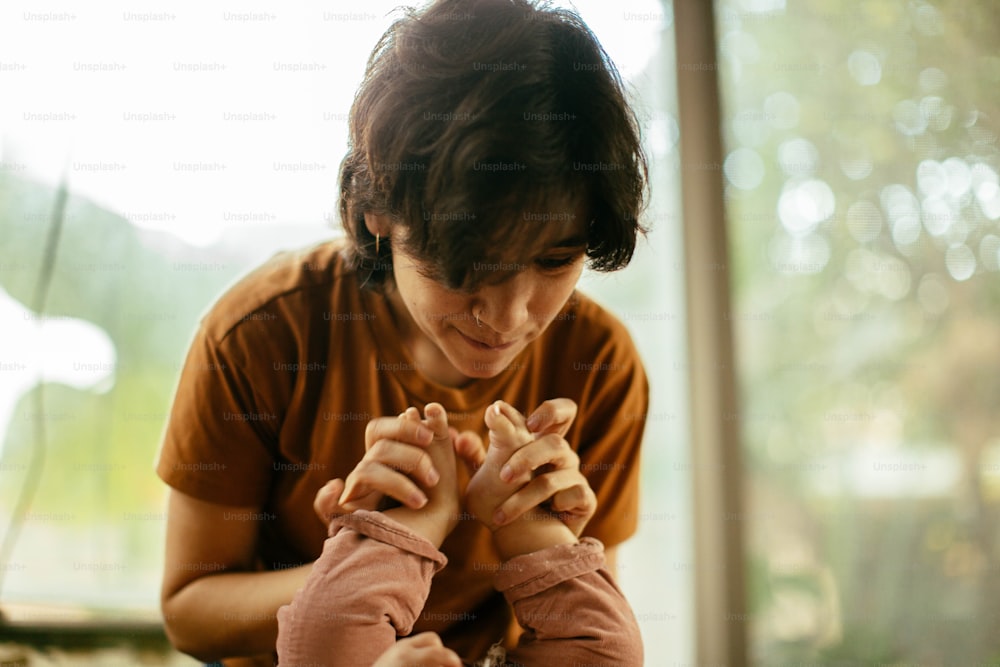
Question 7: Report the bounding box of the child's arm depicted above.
[465,401,643,666]
[495,537,643,667]
[276,404,463,667]
[276,510,455,666]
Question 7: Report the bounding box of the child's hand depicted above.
[464,400,535,530]
[465,400,578,559]
[413,403,460,517]
[381,403,461,547]
[371,631,462,667]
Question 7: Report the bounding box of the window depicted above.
[0,1,690,664]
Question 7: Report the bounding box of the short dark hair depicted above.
[339,0,648,290]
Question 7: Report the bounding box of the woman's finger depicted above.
[497,433,579,484]
[492,468,593,527]
[339,460,429,509]
[365,438,439,486]
[549,483,598,536]
[313,478,347,523]
[525,397,578,437]
[365,415,434,450]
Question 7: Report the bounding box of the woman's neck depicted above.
[383,283,475,389]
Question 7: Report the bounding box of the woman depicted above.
[157,0,648,664]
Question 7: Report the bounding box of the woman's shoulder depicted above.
[198,237,357,344]
[549,290,640,357]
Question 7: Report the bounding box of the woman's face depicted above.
[381,218,587,387]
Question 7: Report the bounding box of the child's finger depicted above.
[496,400,527,427]
[454,430,486,474]
[423,402,451,440]
[485,400,529,448]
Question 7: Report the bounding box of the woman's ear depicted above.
[363,212,392,238]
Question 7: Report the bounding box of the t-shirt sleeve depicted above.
[155,321,283,507]
[573,326,649,548]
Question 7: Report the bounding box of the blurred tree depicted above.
[716,0,1000,663]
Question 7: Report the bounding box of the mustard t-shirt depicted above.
[156,238,649,662]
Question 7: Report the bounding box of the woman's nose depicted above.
[473,273,532,335]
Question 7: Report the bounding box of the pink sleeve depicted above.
[276,510,447,667]
[495,538,643,667]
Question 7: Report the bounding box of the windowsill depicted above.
[0,603,170,650]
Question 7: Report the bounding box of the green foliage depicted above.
[0,171,245,601]
[717,0,1000,663]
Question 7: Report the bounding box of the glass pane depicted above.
[715,0,1000,663]
[573,2,693,664]
[0,0,404,621]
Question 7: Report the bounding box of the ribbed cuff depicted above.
[494,537,605,602]
[329,509,448,572]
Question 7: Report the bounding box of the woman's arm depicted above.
[160,490,312,662]
[163,401,457,662]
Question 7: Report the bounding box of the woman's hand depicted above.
[315,405,461,547]
[463,401,535,530]
[455,398,597,538]
[371,632,462,667]
[313,408,442,524]
[381,403,461,547]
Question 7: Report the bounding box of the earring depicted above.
[474,311,482,328]
[375,233,380,254]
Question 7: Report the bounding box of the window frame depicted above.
[673,0,749,664]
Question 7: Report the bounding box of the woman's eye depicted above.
[536,256,578,270]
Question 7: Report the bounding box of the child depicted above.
[276,402,643,666]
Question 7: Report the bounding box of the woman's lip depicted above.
[456,328,516,351]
